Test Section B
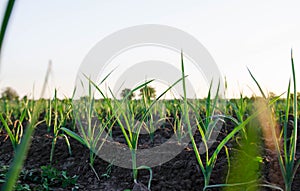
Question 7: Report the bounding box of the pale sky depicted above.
[0,0,300,99]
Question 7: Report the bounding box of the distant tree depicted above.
[120,88,135,100]
[1,87,19,100]
[139,85,156,101]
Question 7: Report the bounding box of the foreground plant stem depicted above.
[132,150,138,182]
[180,52,209,187]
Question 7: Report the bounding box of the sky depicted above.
[0,0,300,99]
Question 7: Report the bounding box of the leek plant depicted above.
[180,52,280,190]
[248,51,299,191]
[90,76,183,189]
[61,81,114,180]
[49,89,72,163]
[0,107,26,151]
[166,99,185,141]
[228,93,250,140]
[280,52,299,191]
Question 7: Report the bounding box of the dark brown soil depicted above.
[1,119,300,191]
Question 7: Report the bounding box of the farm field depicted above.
[1,1,300,191]
[0,85,299,190]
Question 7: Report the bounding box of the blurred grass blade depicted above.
[0,0,15,56]
[2,61,51,191]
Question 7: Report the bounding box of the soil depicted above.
[1,118,300,191]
